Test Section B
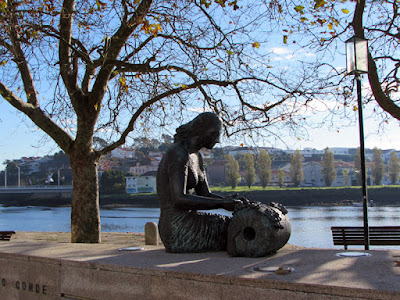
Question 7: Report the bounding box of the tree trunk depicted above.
[70,154,101,243]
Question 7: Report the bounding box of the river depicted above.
[1,205,400,249]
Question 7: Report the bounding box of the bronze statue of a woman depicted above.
[157,112,242,253]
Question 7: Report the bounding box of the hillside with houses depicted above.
[2,142,400,195]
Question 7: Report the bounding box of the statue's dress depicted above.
[157,144,230,253]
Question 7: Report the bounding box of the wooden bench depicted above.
[0,231,16,241]
[331,226,400,250]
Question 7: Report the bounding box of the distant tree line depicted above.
[222,146,400,189]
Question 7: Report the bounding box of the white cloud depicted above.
[270,47,291,55]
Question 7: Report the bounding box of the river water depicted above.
[1,205,400,249]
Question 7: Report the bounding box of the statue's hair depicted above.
[174,112,222,143]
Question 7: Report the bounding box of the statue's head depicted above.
[174,112,222,149]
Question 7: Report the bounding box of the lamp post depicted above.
[345,36,369,250]
[58,166,64,187]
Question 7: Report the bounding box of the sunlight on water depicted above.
[1,204,400,249]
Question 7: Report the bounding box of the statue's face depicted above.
[202,126,221,150]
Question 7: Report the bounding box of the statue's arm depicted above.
[195,154,223,199]
[169,157,238,211]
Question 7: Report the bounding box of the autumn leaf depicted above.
[200,0,211,8]
[353,106,358,112]
[252,42,260,48]
[228,0,239,10]
[283,35,288,44]
[0,0,7,9]
[314,0,326,9]
[94,104,98,111]
[226,50,234,55]
[141,20,162,36]
[294,5,304,14]
[96,0,106,10]
[341,8,350,14]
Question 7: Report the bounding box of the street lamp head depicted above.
[345,36,369,75]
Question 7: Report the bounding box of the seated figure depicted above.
[157,112,243,253]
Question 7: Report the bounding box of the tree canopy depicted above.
[290,150,303,187]
[225,154,240,189]
[388,152,400,185]
[371,147,385,185]
[321,147,336,187]
[99,169,126,195]
[276,0,400,126]
[243,153,255,188]
[256,149,271,188]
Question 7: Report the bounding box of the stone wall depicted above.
[0,251,394,300]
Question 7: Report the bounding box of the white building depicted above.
[129,158,159,176]
[111,147,136,159]
[330,147,352,156]
[18,157,44,174]
[301,148,324,157]
[382,149,400,163]
[302,160,357,187]
[126,171,157,194]
[226,147,257,157]
[270,169,292,186]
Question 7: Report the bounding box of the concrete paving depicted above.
[1,232,400,299]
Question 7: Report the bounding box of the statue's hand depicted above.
[222,194,242,211]
[239,197,250,204]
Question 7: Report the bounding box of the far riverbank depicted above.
[0,186,399,207]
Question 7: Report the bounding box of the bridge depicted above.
[0,186,73,203]
[0,186,73,194]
